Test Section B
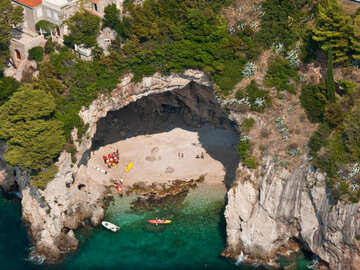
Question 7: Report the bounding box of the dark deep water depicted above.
[0,186,313,270]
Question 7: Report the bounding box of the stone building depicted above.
[9,0,124,67]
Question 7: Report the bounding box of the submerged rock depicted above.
[127,176,204,212]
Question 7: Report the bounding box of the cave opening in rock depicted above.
[87,82,240,188]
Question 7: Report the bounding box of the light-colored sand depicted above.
[87,128,228,190]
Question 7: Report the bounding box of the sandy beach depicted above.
[86,125,239,190]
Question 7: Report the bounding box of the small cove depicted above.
[0,184,313,270]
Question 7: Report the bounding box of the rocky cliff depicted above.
[223,156,360,269]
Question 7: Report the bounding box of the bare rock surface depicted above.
[223,157,360,269]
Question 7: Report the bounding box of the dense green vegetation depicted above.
[64,11,101,48]
[253,0,311,49]
[0,84,65,172]
[264,56,299,94]
[312,0,360,64]
[0,76,20,105]
[28,46,44,63]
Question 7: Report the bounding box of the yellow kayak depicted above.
[126,162,133,172]
[102,221,120,232]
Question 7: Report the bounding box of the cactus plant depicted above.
[349,183,360,193]
[333,181,340,190]
[242,62,256,77]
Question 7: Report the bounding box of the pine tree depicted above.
[350,13,360,61]
[312,0,351,63]
[326,47,336,103]
[0,85,65,170]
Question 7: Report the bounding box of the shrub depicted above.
[342,104,360,159]
[309,123,331,152]
[323,102,344,128]
[0,76,20,106]
[236,138,251,161]
[235,89,245,99]
[65,141,77,163]
[245,80,271,112]
[240,117,255,133]
[264,56,299,94]
[30,164,58,189]
[299,82,327,123]
[28,46,44,62]
[44,39,56,54]
[243,157,258,169]
[213,58,246,95]
[337,79,357,95]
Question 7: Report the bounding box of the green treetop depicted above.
[104,4,121,32]
[0,84,65,170]
[0,0,24,70]
[326,47,336,103]
[351,13,360,61]
[64,11,101,48]
[312,0,351,63]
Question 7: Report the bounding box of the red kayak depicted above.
[116,183,123,196]
[148,219,171,224]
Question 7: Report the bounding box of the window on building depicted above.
[46,9,51,18]
[94,3,98,11]
[37,8,42,18]
[53,12,58,21]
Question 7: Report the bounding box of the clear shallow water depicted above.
[0,185,313,270]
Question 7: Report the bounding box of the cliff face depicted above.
[0,70,224,263]
[223,157,360,269]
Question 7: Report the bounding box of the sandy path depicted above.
[87,128,227,189]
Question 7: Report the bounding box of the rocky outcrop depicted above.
[223,156,360,269]
[127,176,205,211]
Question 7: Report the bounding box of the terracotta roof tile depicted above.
[93,0,100,3]
[15,0,42,7]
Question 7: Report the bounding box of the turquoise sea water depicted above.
[0,185,313,270]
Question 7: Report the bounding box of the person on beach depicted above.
[178,153,180,160]
[201,152,204,159]
[120,177,123,184]
[181,153,184,159]
[116,149,119,159]
[195,154,200,159]
[103,155,107,163]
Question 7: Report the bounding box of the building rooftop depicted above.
[42,0,73,8]
[15,0,42,7]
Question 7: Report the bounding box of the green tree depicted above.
[0,84,65,170]
[312,0,351,63]
[28,46,44,63]
[326,47,336,103]
[342,103,360,159]
[0,76,20,105]
[264,56,299,94]
[300,82,327,123]
[324,102,344,128]
[35,20,56,35]
[350,13,360,61]
[63,11,101,48]
[0,0,23,70]
[104,4,121,31]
